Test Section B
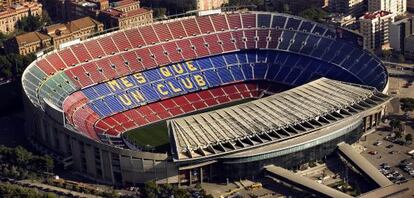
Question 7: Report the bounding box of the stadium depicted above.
[22,10,391,185]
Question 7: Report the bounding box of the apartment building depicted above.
[359,10,396,50]
[0,1,42,33]
[368,0,406,15]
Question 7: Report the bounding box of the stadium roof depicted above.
[169,78,391,161]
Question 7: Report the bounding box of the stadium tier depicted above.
[23,11,387,141]
[22,11,390,184]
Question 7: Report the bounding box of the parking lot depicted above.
[356,75,414,184]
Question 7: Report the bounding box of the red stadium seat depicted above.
[153,23,173,42]
[211,14,229,31]
[227,13,242,29]
[71,44,93,63]
[167,21,187,39]
[98,36,119,55]
[197,16,215,34]
[139,25,160,45]
[83,40,106,58]
[124,28,146,48]
[181,18,201,36]
[112,32,133,51]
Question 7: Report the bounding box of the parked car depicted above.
[369,151,378,155]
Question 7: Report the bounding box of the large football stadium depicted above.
[22,10,391,185]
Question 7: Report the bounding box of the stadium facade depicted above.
[22,10,390,185]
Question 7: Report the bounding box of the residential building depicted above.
[403,35,414,59]
[45,16,103,49]
[368,0,406,15]
[328,0,366,17]
[99,0,152,30]
[0,1,42,33]
[359,10,396,50]
[4,31,51,55]
[196,0,228,10]
[389,17,414,51]
[64,0,109,20]
[408,0,414,13]
[327,13,357,29]
[4,17,103,55]
[0,0,25,8]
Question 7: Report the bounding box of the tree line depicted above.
[0,53,36,80]
[0,145,54,180]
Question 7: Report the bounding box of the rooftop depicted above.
[101,7,150,18]
[169,78,391,161]
[15,31,50,45]
[361,10,393,20]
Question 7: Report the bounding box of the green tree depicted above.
[12,146,33,167]
[382,49,392,61]
[398,54,406,63]
[400,98,414,117]
[143,181,159,198]
[32,155,54,172]
[153,7,167,18]
[406,134,413,143]
[282,3,291,14]
[16,13,42,32]
[299,7,327,22]
[41,10,53,26]
[389,119,402,132]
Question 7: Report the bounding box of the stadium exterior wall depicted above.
[24,96,179,185]
[23,91,387,185]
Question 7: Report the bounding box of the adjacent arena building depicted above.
[22,10,391,185]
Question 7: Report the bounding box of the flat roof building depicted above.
[359,11,396,50]
[368,0,406,16]
[389,17,414,51]
[0,1,42,33]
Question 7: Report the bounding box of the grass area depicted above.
[123,98,255,152]
[123,121,169,152]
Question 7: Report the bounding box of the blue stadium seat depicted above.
[204,70,222,87]
[247,53,256,63]
[194,58,213,70]
[284,67,302,84]
[217,67,235,83]
[300,35,319,54]
[94,84,112,96]
[285,18,301,30]
[224,54,239,65]
[289,32,307,52]
[236,52,248,64]
[210,56,226,68]
[91,101,112,117]
[253,63,267,80]
[275,66,291,81]
[229,65,245,81]
[105,95,127,112]
[312,25,326,35]
[141,84,160,102]
[144,69,162,81]
[299,21,314,33]
[272,15,287,29]
[278,31,295,50]
[257,51,267,62]
[324,29,336,39]
[258,14,271,28]
[311,38,332,58]
[83,87,99,100]
[241,64,253,80]
[322,41,342,61]
[265,63,280,80]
